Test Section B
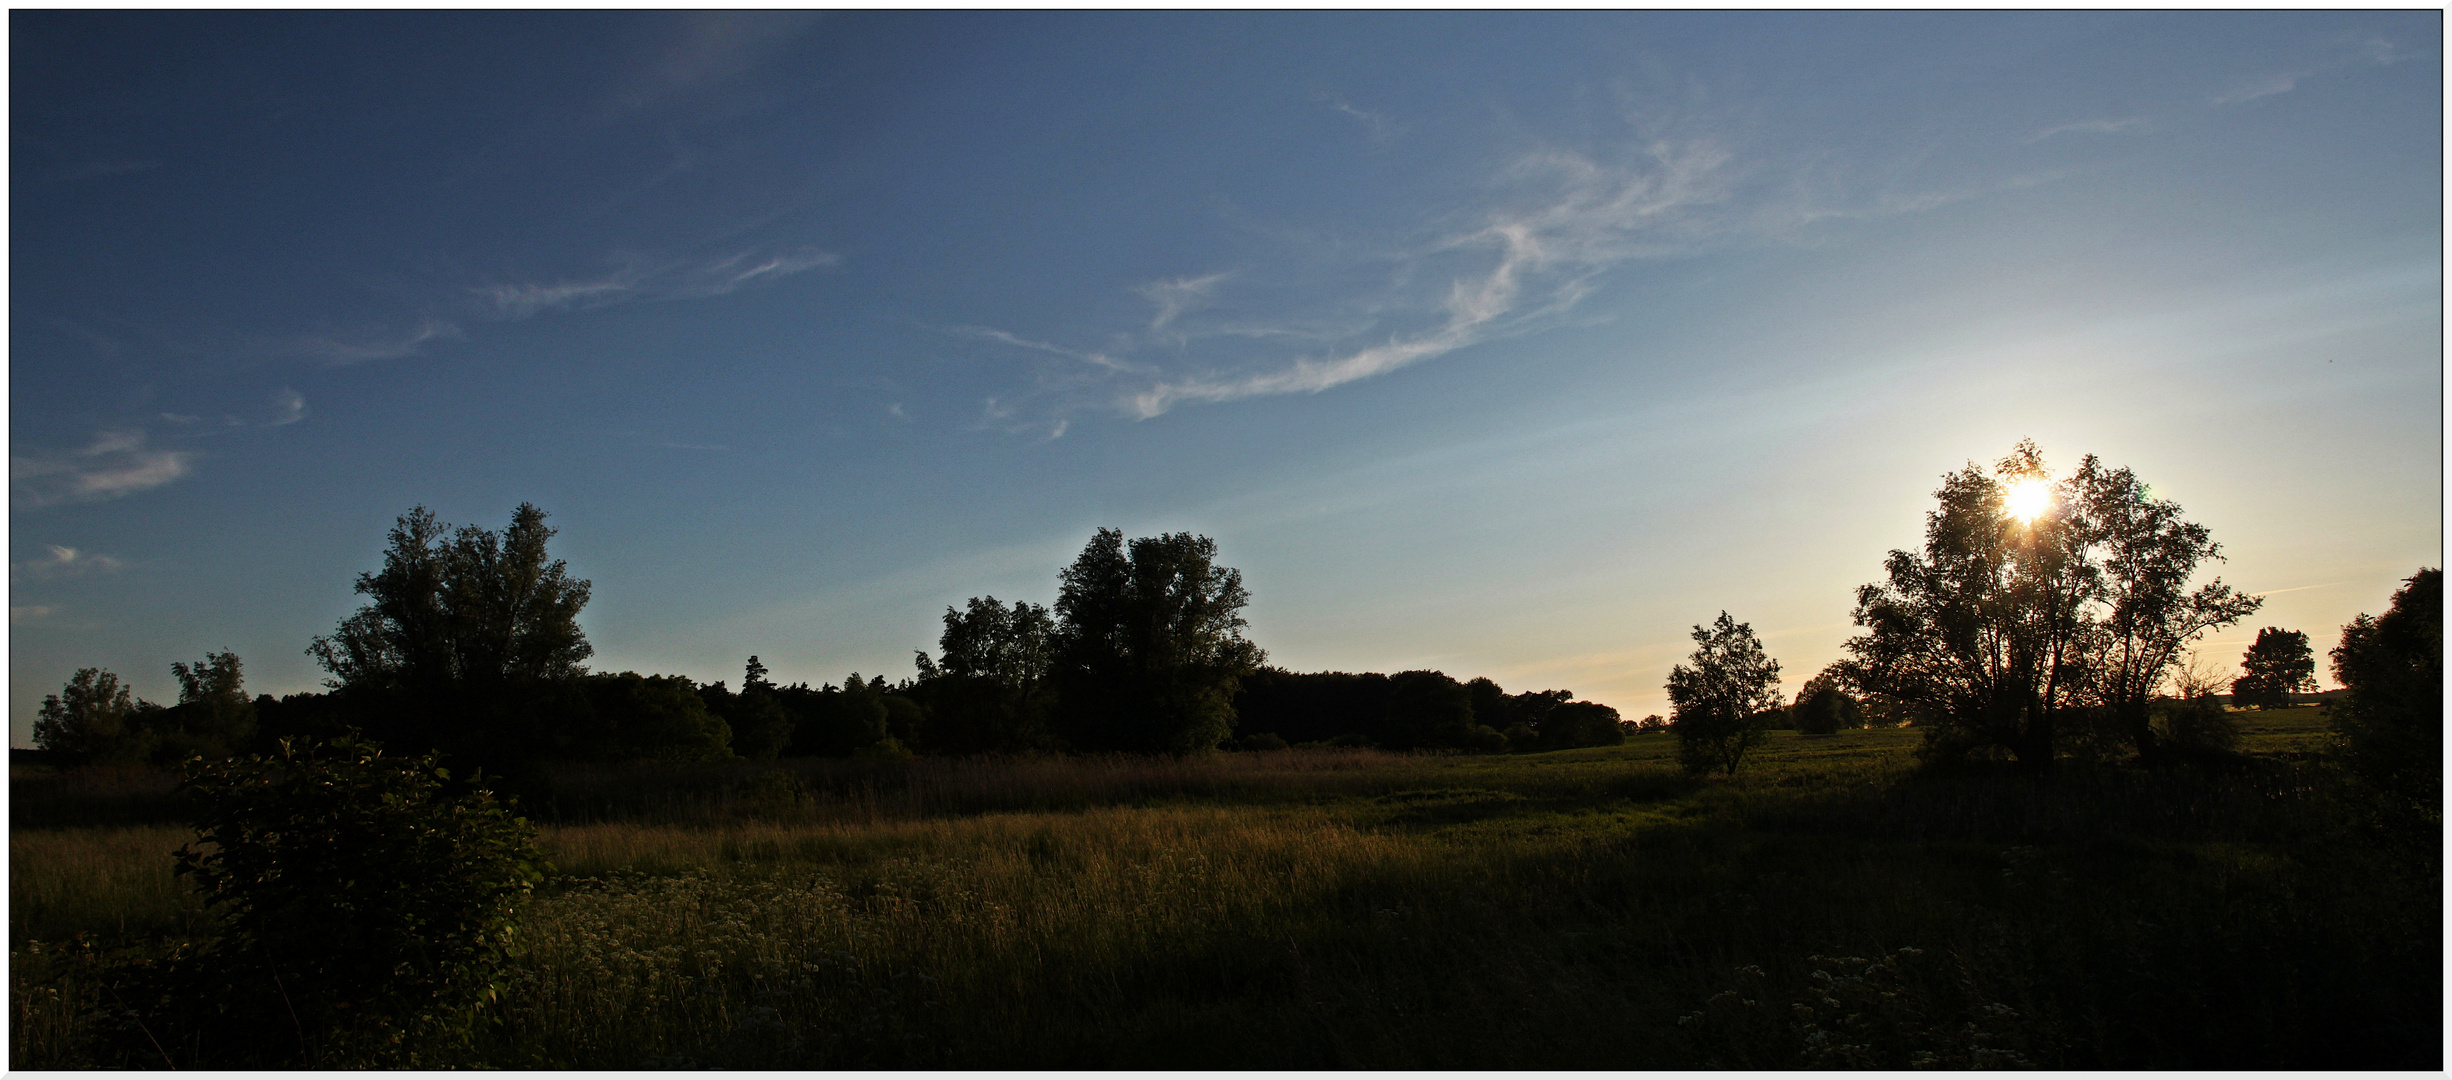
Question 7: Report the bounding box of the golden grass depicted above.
[12,712,2435,1069]
[11,825,209,943]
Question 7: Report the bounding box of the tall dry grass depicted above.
[12,718,2436,1069]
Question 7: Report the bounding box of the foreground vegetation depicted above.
[13,709,2437,1069]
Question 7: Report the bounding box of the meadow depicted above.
[12,709,2438,1069]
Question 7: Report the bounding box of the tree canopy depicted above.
[1667,611,1783,775]
[2329,568,2441,818]
[2231,628,2316,710]
[32,667,150,764]
[1843,442,2258,767]
[1052,529,1264,754]
[303,504,596,771]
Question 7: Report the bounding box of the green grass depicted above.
[13,713,2438,1069]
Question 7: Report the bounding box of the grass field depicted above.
[12,710,2440,1068]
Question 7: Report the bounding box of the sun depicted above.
[2005,477,2054,523]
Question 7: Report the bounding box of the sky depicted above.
[10,11,2442,745]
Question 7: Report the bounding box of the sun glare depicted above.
[2006,477,2054,523]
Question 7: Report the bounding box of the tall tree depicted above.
[33,667,151,764]
[912,597,1057,755]
[2230,628,2316,710]
[2329,568,2441,818]
[1667,612,1783,775]
[2074,456,2261,758]
[159,650,257,761]
[306,504,593,766]
[1845,442,2254,767]
[1051,529,1264,754]
[716,656,794,759]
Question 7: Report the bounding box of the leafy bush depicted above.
[129,734,545,1066]
[2154,696,2240,757]
[1536,701,1625,750]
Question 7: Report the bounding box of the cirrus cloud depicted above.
[11,430,196,510]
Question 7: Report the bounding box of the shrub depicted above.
[1537,701,1626,750]
[132,734,545,1066]
[1236,732,1289,752]
[2154,696,2240,758]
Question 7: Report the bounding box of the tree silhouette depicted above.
[2330,568,2441,818]
[156,650,257,762]
[306,504,594,770]
[32,667,151,764]
[1668,612,1783,775]
[2230,628,2315,710]
[913,596,1058,755]
[1792,670,1865,735]
[1052,529,1263,754]
[1845,442,2256,767]
[2076,456,2261,758]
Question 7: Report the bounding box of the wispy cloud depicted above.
[12,605,56,625]
[15,545,125,581]
[2210,72,2302,106]
[12,430,196,509]
[2210,31,2403,107]
[1124,140,1733,417]
[268,387,308,426]
[1138,273,1231,332]
[951,325,1140,373]
[2029,116,2145,142]
[1318,93,1397,142]
[292,316,460,365]
[482,246,838,318]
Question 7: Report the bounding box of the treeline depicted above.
[32,441,2441,809]
[30,513,1631,783]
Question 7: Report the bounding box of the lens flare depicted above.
[2005,477,2054,523]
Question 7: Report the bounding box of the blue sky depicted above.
[11,11,2441,743]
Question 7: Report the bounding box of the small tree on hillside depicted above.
[2231,628,2316,710]
[1668,612,1784,776]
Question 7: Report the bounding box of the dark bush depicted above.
[1537,701,1626,751]
[126,735,545,1067]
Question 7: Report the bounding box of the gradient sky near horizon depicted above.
[11,11,2442,746]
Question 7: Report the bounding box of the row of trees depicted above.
[33,514,1626,770]
[35,448,2434,797]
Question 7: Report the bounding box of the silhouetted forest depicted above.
[31,513,1635,786]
